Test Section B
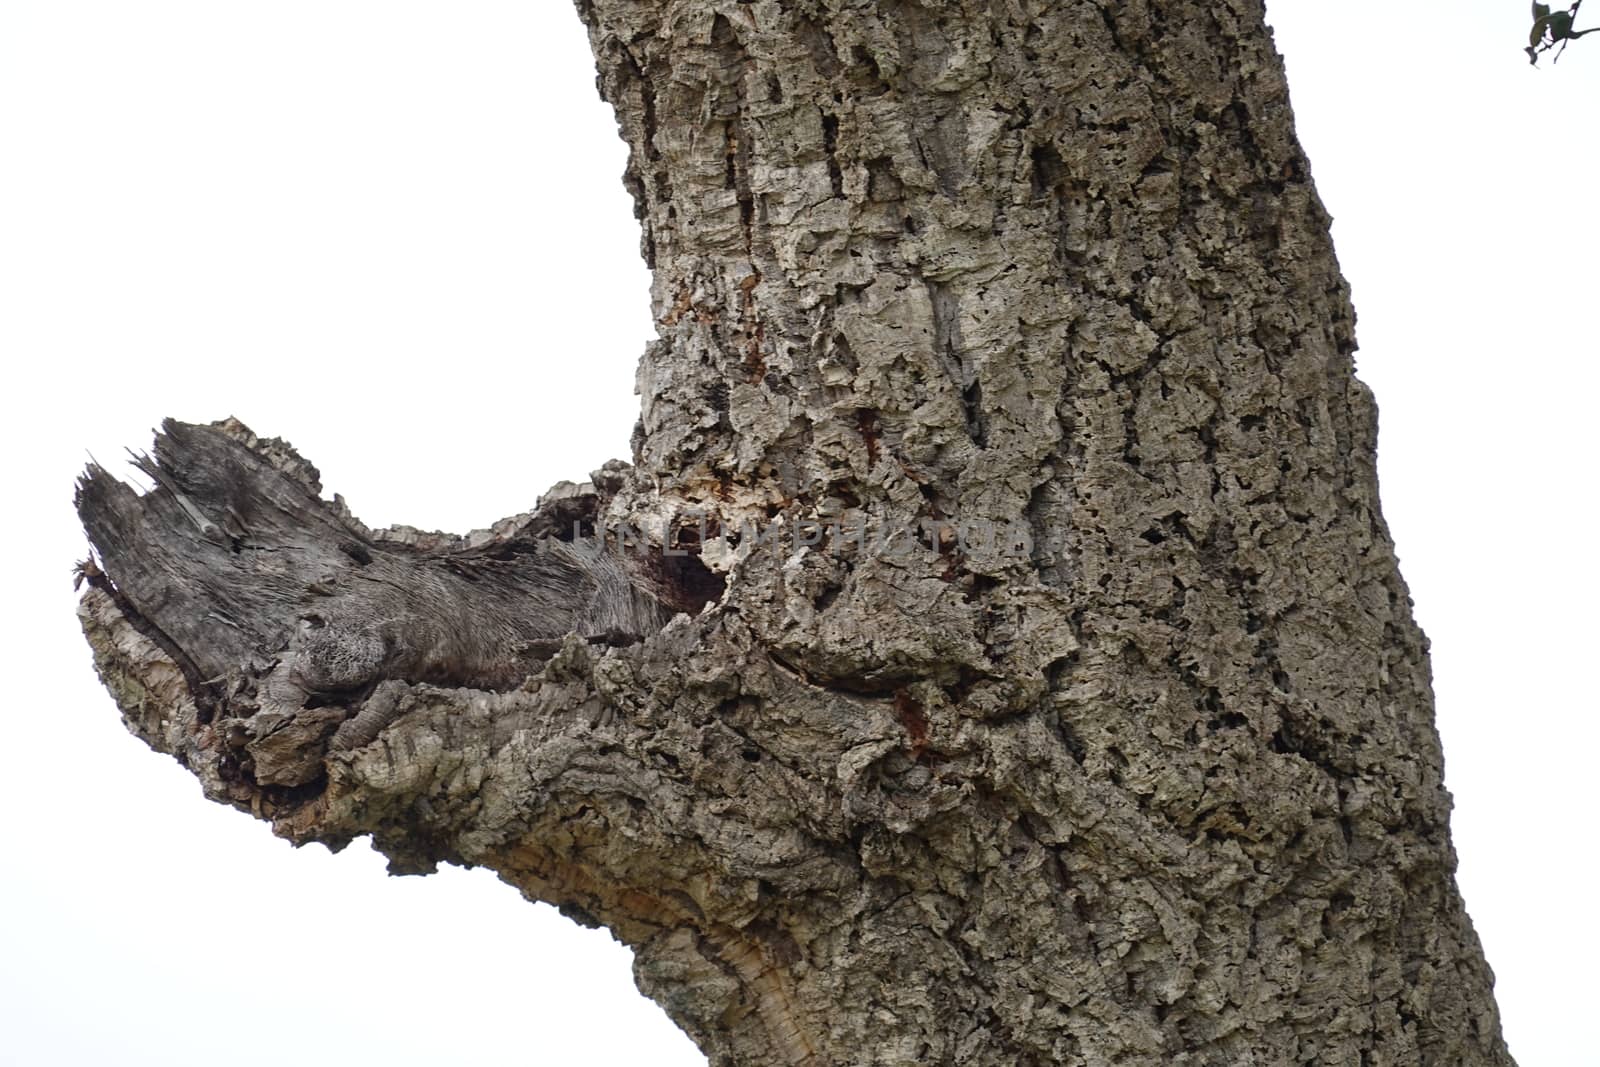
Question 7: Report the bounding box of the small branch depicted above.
[73,418,726,827]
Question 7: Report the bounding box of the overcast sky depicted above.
[1,2,1593,1064]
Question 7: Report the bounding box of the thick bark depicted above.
[77,2,1511,1065]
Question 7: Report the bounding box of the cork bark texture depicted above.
[75,1,1512,1064]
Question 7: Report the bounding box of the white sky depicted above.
[0,2,1592,1064]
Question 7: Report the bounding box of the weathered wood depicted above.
[77,417,692,788]
[77,2,1514,1065]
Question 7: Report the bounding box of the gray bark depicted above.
[76,1,1512,1064]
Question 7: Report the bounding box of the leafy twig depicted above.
[1528,0,1598,64]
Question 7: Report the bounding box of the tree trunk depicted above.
[76,1,1512,1064]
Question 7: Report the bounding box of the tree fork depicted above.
[77,1,1513,1064]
